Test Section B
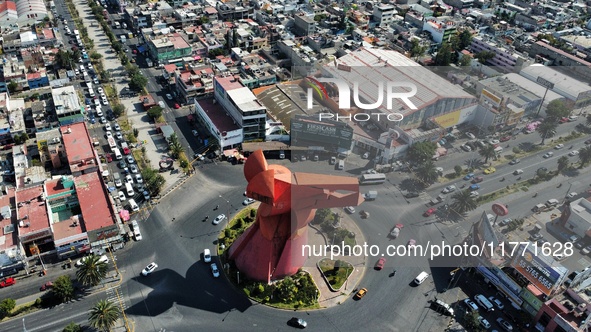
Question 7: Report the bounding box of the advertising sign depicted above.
[290,116,353,150]
[481,89,502,107]
[510,244,564,296]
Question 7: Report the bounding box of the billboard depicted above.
[510,244,566,296]
[290,116,353,150]
[481,89,502,108]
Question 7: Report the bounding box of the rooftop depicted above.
[60,122,95,164]
[215,75,244,91]
[52,86,80,115]
[15,185,49,236]
[196,98,240,133]
[0,187,17,251]
[75,172,114,232]
[520,65,591,97]
[226,87,265,112]
[254,83,313,129]
[479,76,541,107]
[503,73,564,104]
[321,47,474,115]
[534,41,591,66]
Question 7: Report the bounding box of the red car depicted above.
[424,208,437,217]
[375,258,386,270]
[105,153,113,162]
[40,281,53,291]
[173,103,180,109]
[471,176,484,183]
[559,117,569,123]
[0,277,15,288]
[499,136,511,142]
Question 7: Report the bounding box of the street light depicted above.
[219,195,231,220]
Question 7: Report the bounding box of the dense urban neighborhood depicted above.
[0,0,591,330]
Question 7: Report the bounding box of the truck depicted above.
[107,136,117,151]
[0,277,15,288]
[146,59,153,67]
[363,191,378,201]
[430,194,445,205]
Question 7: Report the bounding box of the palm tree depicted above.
[88,300,119,332]
[415,160,439,185]
[586,114,591,127]
[537,121,557,145]
[169,140,184,159]
[557,156,569,173]
[478,144,496,163]
[76,255,108,287]
[450,190,477,215]
[579,146,591,168]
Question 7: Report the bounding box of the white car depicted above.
[466,132,475,139]
[488,139,500,145]
[213,214,226,225]
[93,77,99,84]
[118,191,126,201]
[105,123,111,131]
[130,165,138,174]
[543,152,554,158]
[126,156,135,164]
[141,262,158,276]
[203,248,211,263]
[554,144,564,149]
[114,123,121,131]
[142,191,150,201]
[243,198,255,205]
[566,192,577,199]
[96,109,103,117]
[125,174,133,183]
[97,87,104,94]
[569,150,579,156]
[165,93,173,100]
[568,115,578,121]
[102,98,109,105]
[210,263,220,277]
[135,174,143,184]
[470,191,479,198]
[106,131,113,138]
[76,255,109,267]
[115,131,123,140]
[442,185,456,194]
[344,206,356,214]
[478,316,491,329]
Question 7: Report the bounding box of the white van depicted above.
[337,160,344,170]
[125,182,135,197]
[474,294,495,312]
[88,87,95,98]
[131,219,142,240]
[113,148,122,160]
[128,199,140,213]
[414,271,429,285]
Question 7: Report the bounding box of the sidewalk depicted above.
[73,0,184,193]
[301,212,367,308]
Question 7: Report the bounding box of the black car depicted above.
[287,317,307,329]
[404,192,420,198]
[509,158,520,165]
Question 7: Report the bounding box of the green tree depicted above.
[458,54,472,67]
[458,30,473,49]
[55,49,74,69]
[538,120,557,145]
[169,140,184,159]
[409,39,427,61]
[545,99,571,120]
[475,50,495,70]
[557,156,569,173]
[579,146,591,168]
[276,276,298,303]
[434,43,452,66]
[76,254,108,287]
[454,165,462,175]
[7,80,19,94]
[314,208,332,223]
[141,168,166,195]
[63,322,83,332]
[407,141,437,163]
[464,311,481,330]
[88,300,119,332]
[112,104,125,118]
[52,275,75,303]
[91,52,103,60]
[450,190,477,214]
[0,298,16,318]
[208,48,225,58]
[479,144,497,163]
[147,106,163,119]
[415,160,439,185]
[129,73,148,91]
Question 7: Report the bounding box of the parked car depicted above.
[569,150,579,156]
[500,135,512,142]
[464,298,479,312]
[496,317,513,331]
[489,296,504,310]
[566,192,577,199]
[470,184,480,191]
[0,277,16,288]
[555,144,564,149]
[76,255,109,267]
[470,191,479,198]
[344,206,356,214]
[404,192,419,198]
[40,281,53,291]
[243,198,255,205]
[465,132,475,139]
[463,173,474,180]
[203,248,211,263]
[509,158,521,165]
[499,218,512,226]
[461,144,472,152]
[478,316,491,329]
[543,152,554,158]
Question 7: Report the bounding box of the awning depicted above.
[137,45,146,53]
[119,210,130,222]
[194,56,201,60]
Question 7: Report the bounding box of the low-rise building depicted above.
[422,18,457,44]
[470,35,532,71]
[52,86,83,125]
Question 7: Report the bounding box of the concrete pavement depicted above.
[301,211,367,308]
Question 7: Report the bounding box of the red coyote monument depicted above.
[228,150,362,282]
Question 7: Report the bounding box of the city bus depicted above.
[359,173,386,185]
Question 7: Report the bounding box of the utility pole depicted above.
[536,76,554,117]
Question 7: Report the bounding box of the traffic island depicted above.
[217,207,321,310]
[317,259,354,292]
